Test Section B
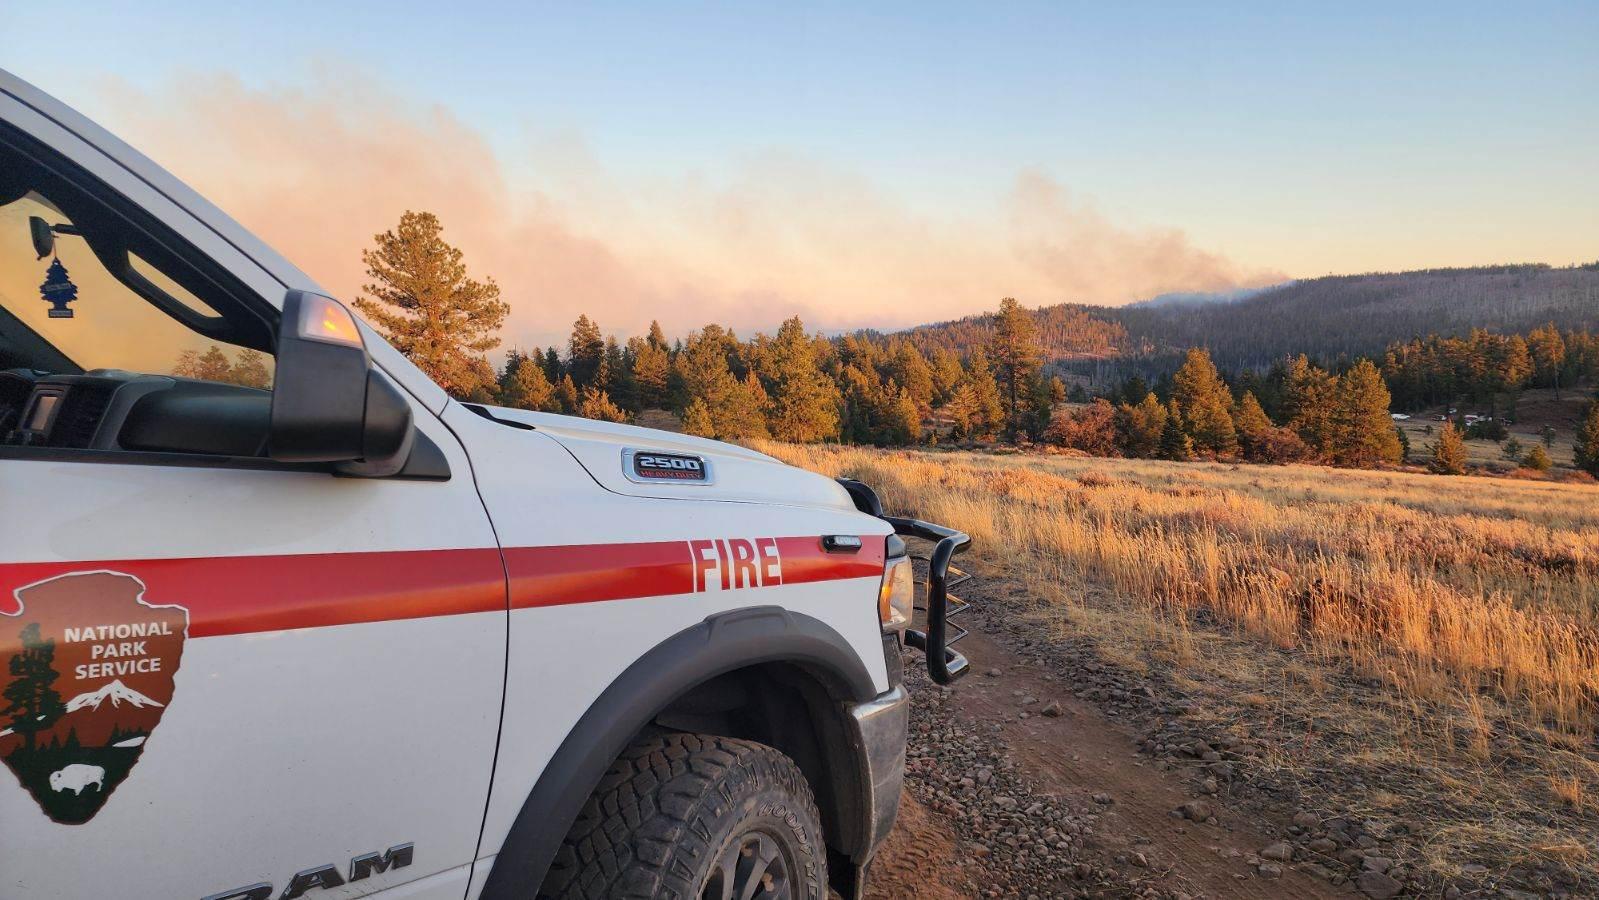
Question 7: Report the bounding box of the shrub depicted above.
[1522,444,1553,471]
[1429,423,1468,475]
[1249,426,1314,464]
[1043,399,1120,457]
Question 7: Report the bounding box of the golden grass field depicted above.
[758,441,1599,880]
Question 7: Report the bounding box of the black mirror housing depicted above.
[269,290,413,476]
[340,369,415,478]
[29,215,54,259]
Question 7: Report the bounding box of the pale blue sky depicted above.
[2,2,1595,340]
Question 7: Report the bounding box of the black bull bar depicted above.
[837,479,973,685]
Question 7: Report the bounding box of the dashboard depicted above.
[0,368,272,456]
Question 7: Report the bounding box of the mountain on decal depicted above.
[64,680,165,714]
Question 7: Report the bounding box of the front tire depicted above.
[539,732,828,900]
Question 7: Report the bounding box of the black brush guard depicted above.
[838,479,973,684]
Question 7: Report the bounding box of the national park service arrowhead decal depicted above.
[1,571,187,824]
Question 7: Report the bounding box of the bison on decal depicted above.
[49,763,106,795]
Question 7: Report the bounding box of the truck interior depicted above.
[0,125,281,458]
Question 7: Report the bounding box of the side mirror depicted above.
[269,291,413,476]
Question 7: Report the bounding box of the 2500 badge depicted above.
[627,449,710,483]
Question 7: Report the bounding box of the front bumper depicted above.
[833,477,974,897]
[845,683,911,862]
[837,479,974,685]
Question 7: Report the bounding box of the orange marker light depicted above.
[296,294,363,348]
[879,556,914,634]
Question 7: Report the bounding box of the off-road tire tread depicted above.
[539,732,824,900]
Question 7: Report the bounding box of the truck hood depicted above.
[468,405,859,513]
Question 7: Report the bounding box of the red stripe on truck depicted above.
[505,541,692,608]
[504,535,885,608]
[1,536,885,635]
[0,549,506,637]
[773,535,886,585]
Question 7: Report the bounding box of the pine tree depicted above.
[1023,373,1055,441]
[354,211,508,398]
[838,365,879,443]
[987,298,1042,441]
[1172,348,1237,455]
[1500,436,1524,462]
[724,372,772,440]
[2,623,65,755]
[542,347,563,383]
[1158,401,1194,461]
[1428,422,1468,475]
[498,352,557,411]
[1231,391,1274,459]
[1527,323,1567,396]
[1116,393,1167,458]
[682,398,715,437]
[1495,335,1533,395]
[629,337,671,409]
[1283,355,1336,455]
[577,386,628,423]
[172,345,273,388]
[676,326,769,440]
[602,335,630,407]
[882,388,923,444]
[889,342,936,416]
[172,345,234,382]
[928,347,965,405]
[230,350,273,389]
[646,320,670,352]
[567,315,605,388]
[942,383,980,440]
[1523,444,1552,471]
[1575,403,1599,477]
[1120,375,1150,406]
[554,374,579,414]
[759,318,841,442]
[1329,360,1402,467]
[963,349,1006,440]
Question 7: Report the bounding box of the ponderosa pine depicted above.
[1172,348,1237,455]
[988,298,1042,440]
[355,210,508,398]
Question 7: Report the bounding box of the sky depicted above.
[3,2,1595,350]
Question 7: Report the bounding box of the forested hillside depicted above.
[893,304,1132,362]
[901,263,1599,377]
[1113,263,1599,370]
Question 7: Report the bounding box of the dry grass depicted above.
[765,444,1599,731]
[759,442,1599,883]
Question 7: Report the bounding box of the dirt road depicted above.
[867,623,1354,899]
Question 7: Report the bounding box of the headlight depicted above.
[878,555,915,634]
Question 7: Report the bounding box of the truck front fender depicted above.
[478,605,877,899]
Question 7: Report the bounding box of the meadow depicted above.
[760,442,1599,881]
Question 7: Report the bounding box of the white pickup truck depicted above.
[0,69,971,900]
